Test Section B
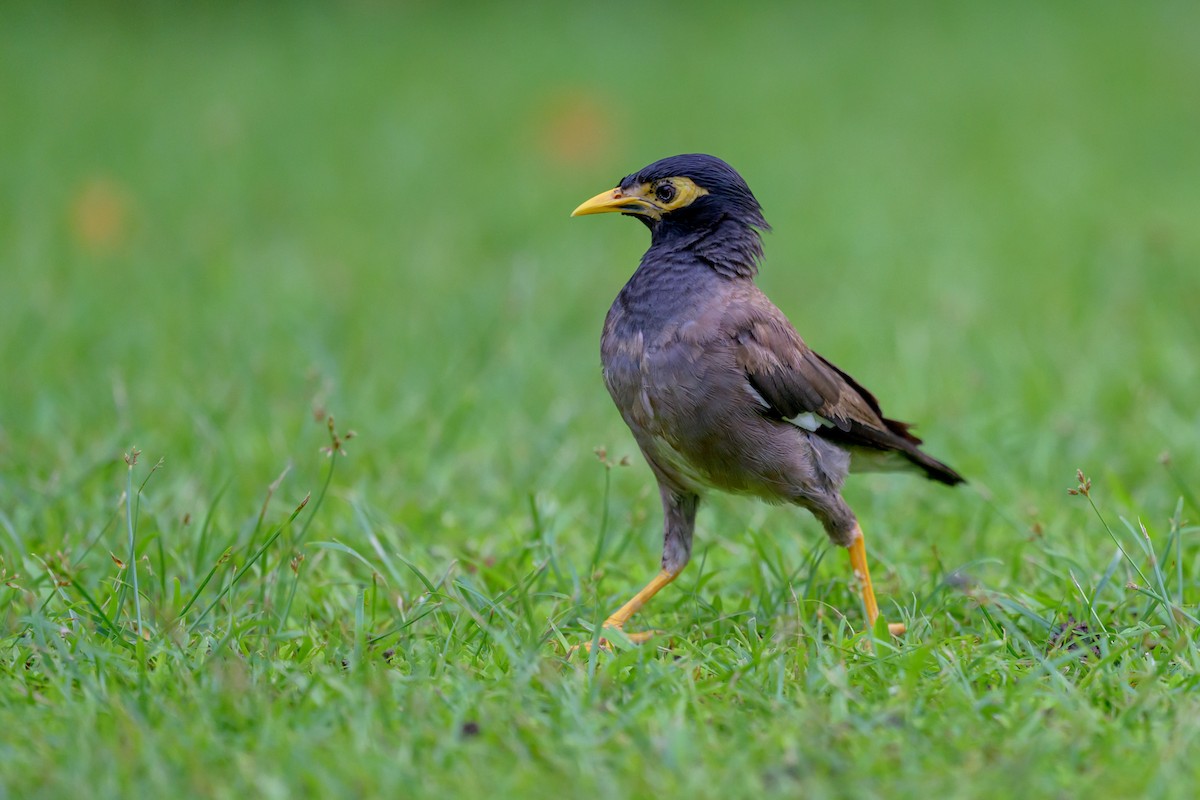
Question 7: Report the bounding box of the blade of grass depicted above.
[188,493,310,634]
[123,453,143,639]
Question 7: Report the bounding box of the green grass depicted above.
[3,2,1200,797]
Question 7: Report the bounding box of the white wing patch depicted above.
[745,381,833,432]
[786,411,833,432]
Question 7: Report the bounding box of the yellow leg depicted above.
[603,569,678,630]
[848,525,907,636]
[574,569,680,652]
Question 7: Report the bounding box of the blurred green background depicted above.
[2,1,1199,796]
[3,2,1197,517]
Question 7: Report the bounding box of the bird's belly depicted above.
[647,433,714,493]
[642,393,784,497]
[643,381,850,501]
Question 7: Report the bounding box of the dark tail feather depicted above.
[882,416,965,486]
[814,411,965,485]
[902,445,965,486]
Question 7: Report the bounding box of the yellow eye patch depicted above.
[624,177,709,219]
[651,177,709,212]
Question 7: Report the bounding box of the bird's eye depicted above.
[654,182,677,204]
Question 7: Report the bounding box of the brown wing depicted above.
[731,300,964,485]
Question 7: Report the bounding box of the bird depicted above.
[571,153,963,645]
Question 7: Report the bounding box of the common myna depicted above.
[572,153,962,643]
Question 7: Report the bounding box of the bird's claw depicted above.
[567,638,612,657]
[568,628,660,657]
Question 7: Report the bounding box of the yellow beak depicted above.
[571,185,656,217]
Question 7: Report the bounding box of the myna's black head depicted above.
[572,154,770,277]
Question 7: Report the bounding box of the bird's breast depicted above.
[601,326,654,426]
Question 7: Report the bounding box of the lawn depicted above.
[2,2,1199,797]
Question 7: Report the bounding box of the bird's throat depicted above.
[648,216,763,280]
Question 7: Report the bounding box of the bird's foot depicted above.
[858,621,907,652]
[569,627,660,656]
